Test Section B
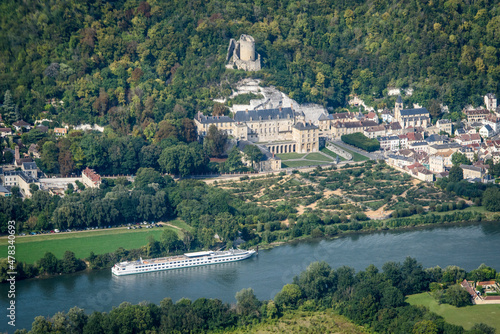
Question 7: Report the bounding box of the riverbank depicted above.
[1,209,494,284]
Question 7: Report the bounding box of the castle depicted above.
[226,35,261,71]
[194,107,319,155]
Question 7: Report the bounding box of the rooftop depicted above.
[234,107,295,122]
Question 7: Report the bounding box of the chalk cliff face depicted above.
[226,35,261,71]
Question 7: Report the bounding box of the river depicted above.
[1,221,500,332]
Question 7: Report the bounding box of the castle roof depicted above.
[197,114,234,124]
[293,122,318,130]
[234,107,294,122]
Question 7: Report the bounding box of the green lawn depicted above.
[329,143,369,162]
[304,152,334,162]
[407,292,500,331]
[320,147,346,161]
[277,153,306,160]
[0,226,181,264]
[167,219,194,232]
[282,160,329,168]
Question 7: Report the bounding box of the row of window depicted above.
[134,256,243,271]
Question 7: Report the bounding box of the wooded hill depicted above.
[2,0,500,132]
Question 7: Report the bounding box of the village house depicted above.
[82,167,102,188]
[483,113,499,133]
[436,119,453,134]
[0,167,40,198]
[461,164,486,181]
[465,109,490,123]
[425,134,448,145]
[378,135,400,151]
[428,142,462,155]
[397,134,408,149]
[429,155,446,173]
[363,125,386,139]
[331,120,378,139]
[12,120,31,132]
[0,128,12,137]
[409,141,429,154]
[484,93,497,111]
[53,127,68,136]
[381,109,394,123]
[455,133,482,146]
[387,154,415,168]
[479,124,494,138]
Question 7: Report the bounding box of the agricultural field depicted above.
[407,292,500,331]
[215,161,463,222]
[0,225,181,264]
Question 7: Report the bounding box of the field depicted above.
[407,292,500,331]
[0,226,181,264]
[228,309,368,334]
[320,146,346,161]
[328,143,369,162]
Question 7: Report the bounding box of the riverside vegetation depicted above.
[1,161,500,282]
[11,259,500,333]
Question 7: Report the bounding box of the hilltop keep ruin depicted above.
[226,35,261,71]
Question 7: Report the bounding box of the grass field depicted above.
[320,147,346,161]
[407,292,500,331]
[276,153,306,160]
[0,226,181,264]
[228,309,368,334]
[282,160,328,168]
[304,152,333,162]
[329,143,369,162]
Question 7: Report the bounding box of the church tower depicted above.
[394,95,403,122]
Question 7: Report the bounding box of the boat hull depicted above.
[112,249,256,276]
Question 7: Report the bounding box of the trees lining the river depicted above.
[14,259,498,334]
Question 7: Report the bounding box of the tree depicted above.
[224,147,244,172]
[413,320,438,334]
[482,187,500,211]
[41,141,59,173]
[134,168,166,189]
[440,284,472,307]
[274,284,303,309]
[470,323,496,334]
[2,90,16,123]
[204,125,227,158]
[451,152,471,166]
[294,261,336,300]
[61,251,85,274]
[243,145,263,170]
[449,166,463,183]
[39,252,60,274]
[161,229,180,253]
[235,288,260,316]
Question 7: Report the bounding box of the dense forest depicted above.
[11,259,499,334]
[2,0,500,133]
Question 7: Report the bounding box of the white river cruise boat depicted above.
[112,248,256,276]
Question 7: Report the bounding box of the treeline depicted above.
[3,0,500,134]
[0,251,85,282]
[436,174,500,212]
[17,259,499,333]
[341,132,380,152]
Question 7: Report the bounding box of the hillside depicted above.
[2,0,500,131]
